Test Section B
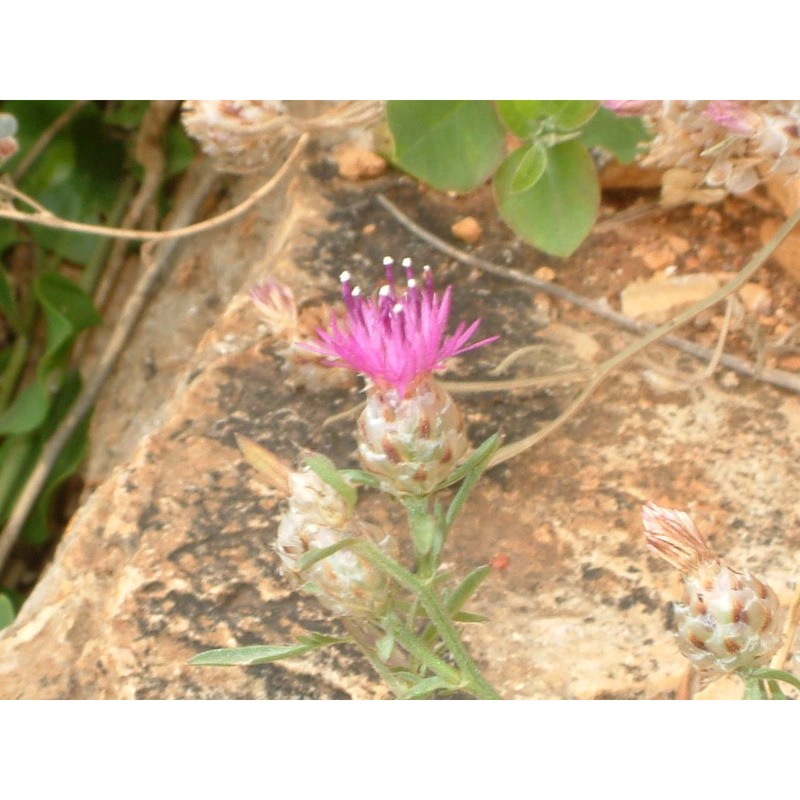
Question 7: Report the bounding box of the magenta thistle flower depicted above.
[309,257,496,397]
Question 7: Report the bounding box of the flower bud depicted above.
[358,376,467,495]
[642,502,783,678]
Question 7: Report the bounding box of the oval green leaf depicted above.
[496,101,544,138]
[497,101,598,135]
[510,143,547,194]
[0,381,50,435]
[386,100,506,192]
[579,106,652,164]
[494,140,600,258]
[0,594,15,630]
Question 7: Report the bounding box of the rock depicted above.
[738,282,772,315]
[632,243,676,272]
[451,216,482,245]
[765,173,800,217]
[760,218,800,285]
[620,272,723,323]
[534,266,556,282]
[598,161,664,190]
[336,145,387,181]
[665,235,691,255]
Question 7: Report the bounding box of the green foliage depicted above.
[386,99,651,258]
[0,592,14,629]
[386,101,506,192]
[494,140,600,258]
[579,106,652,164]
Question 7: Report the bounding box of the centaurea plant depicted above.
[193,258,502,699]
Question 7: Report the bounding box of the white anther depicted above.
[393,303,404,314]
[379,285,391,297]
[382,256,394,266]
[401,257,412,267]
[407,278,417,289]
[340,271,351,282]
[352,286,362,297]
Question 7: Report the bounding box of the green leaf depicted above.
[296,538,357,573]
[494,140,600,258]
[446,565,491,614]
[376,632,395,662]
[767,680,788,700]
[190,643,318,666]
[451,611,489,624]
[497,101,598,135]
[0,268,19,329]
[0,381,50,435]
[387,100,506,192]
[579,106,652,164]
[510,143,547,194]
[402,676,451,700]
[34,271,101,378]
[744,668,800,692]
[444,434,501,531]
[0,435,38,521]
[338,468,381,488]
[303,453,357,510]
[0,593,15,630]
[21,373,90,544]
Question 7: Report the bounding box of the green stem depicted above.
[342,619,407,697]
[0,335,29,412]
[382,612,462,687]
[353,540,501,700]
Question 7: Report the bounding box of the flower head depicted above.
[308,257,496,397]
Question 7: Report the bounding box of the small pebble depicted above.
[451,216,482,244]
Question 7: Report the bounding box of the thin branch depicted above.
[11,101,89,182]
[488,206,800,467]
[0,133,310,243]
[376,193,800,395]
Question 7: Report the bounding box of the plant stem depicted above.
[342,619,407,697]
[354,540,501,699]
[383,613,462,687]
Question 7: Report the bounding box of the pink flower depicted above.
[703,101,759,136]
[307,257,496,397]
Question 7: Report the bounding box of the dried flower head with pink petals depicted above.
[308,257,496,397]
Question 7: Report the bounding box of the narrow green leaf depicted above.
[767,680,788,700]
[579,106,652,164]
[190,643,317,666]
[0,594,15,630]
[403,676,451,700]
[451,611,489,624]
[510,143,547,195]
[438,432,501,491]
[494,140,600,258]
[338,469,381,488]
[296,537,357,572]
[447,565,491,614]
[387,100,506,192]
[303,453,357,510]
[445,434,502,532]
[744,668,800,692]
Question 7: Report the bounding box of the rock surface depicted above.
[1,152,798,700]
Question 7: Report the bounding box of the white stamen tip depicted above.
[393,303,404,314]
[407,278,417,289]
[351,286,362,297]
[401,257,412,267]
[379,285,391,297]
[382,256,394,266]
[340,271,351,282]
[423,264,432,273]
